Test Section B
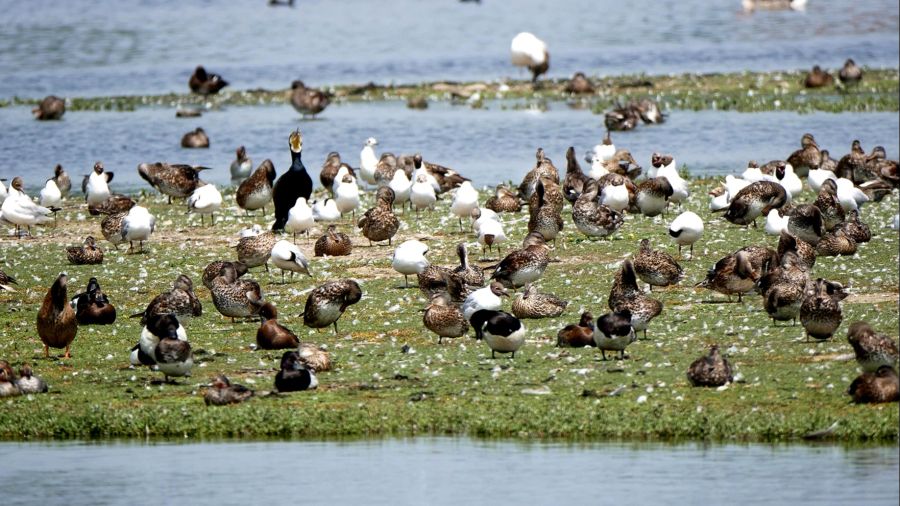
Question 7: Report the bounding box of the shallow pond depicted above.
[1,101,897,191]
[1,0,897,98]
[0,438,897,505]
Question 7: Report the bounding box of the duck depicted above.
[99,211,128,249]
[52,165,72,196]
[138,162,209,204]
[668,211,704,259]
[719,181,788,226]
[236,159,276,215]
[800,278,848,342]
[319,152,344,191]
[594,309,636,360]
[556,311,595,348]
[813,179,845,231]
[39,179,62,208]
[489,232,551,289]
[787,133,821,177]
[392,240,430,288]
[285,197,315,243]
[605,104,640,131]
[518,148,559,199]
[236,231,278,270]
[271,240,311,284]
[333,174,361,218]
[181,127,209,148]
[121,205,155,253]
[0,268,17,292]
[359,137,379,186]
[272,130,313,231]
[187,183,222,225]
[848,366,899,404]
[696,246,776,302]
[485,185,521,213]
[274,351,318,392]
[608,260,663,338]
[36,273,78,359]
[423,292,470,344]
[0,362,19,397]
[209,265,264,321]
[527,180,564,242]
[256,302,300,350]
[130,313,185,368]
[836,140,868,184]
[452,243,484,287]
[419,155,469,193]
[133,274,203,326]
[511,283,567,319]
[450,181,480,230]
[14,364,48,394]
[815,228,857,257]
[564,72,594,94]
[846,322,899,373]
[471,310,526,358]
[66,236,103,265]
[189,65,228,95]
[204,374,254,406]
[32,95,65,120]
[759,252,809,325]
[311,198,341,223]
[635,177,674,217]
[633,238,684,291]
[777,231,817,269]
[388,170,413,210]
[838,58,863,86]
[687,345,733,387]
[202,261,248,290]
[418,265,462,301]
[136,313,193,382]
[297,342,332,372]
[410,173,437,219]
[837,209,871,244]
[786,204,823,245]
[461,281,509,321]
[230,146,253,184]
[84,161,113,205]
[510,32,549,83]
[527,174,564,217]
[358,187,400,246]
[303,279,362,334]
[1,177,56,236]
[71,277,116,325]
[290,80,331,118]
[88,194,135,216]
[804,66,833,88]
[314,225,353,257]
[562,147,590,203]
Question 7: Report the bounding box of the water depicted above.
[1,102,897,191]
[0,0,897,99]
[0,438,896,505]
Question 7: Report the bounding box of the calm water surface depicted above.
[0,438,897,505]
[1,102,897,191]
[0,0,897,98]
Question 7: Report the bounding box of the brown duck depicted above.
[181,127,209,148]
[485,185,522,213]
[687,345,733,387]
[314,225,353,257]
[71,277,117,325]
[358,187,400,246]
[66,236,104,265]
[556,311,595,348]
[803,66,833,89]
[32,95,65,120]
[846,322,899,373]
[204,374,254,406]
[189,66,228,95]
[633,238,684,291]
[36,273,78,358]
[256,302,300,350]
[290,80,331,118]
[423,292,469,344]
[848,366,898,404]
[236,159,276,215]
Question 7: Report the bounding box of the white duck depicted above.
[0,177,55,235]
[187,183,222,225]
[85,162,112,206]
[462,282,509,321]
[391,239,429,288]
[359,137,379,186]
[388,170,412,209]
[39,179,62,208]
[807,168,837,194]
[333,174,361,218]
[668,211,704,259]
[122,205,155,253]
[271,239,311,284]
[764,209,789,236]
[285,197,315,242]
[410,173,437,219]
[312,198,341,223]
[450,181,479,230]
[510,32,548,82]
[835,178,868,212]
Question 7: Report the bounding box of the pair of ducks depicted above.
[557,310,637,361]
[0,362,48,397]
[203,349,322,406]
[803,59,863,88]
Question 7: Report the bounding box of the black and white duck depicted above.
[470,309,526,359]
[594,309,636,360]
[274,351,318,392]
[189,65,228,95]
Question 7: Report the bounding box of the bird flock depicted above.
[1,49,898,409]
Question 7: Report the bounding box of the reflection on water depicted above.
[0,0,897,98]
[0,102,897,191]
[0,438,897,505]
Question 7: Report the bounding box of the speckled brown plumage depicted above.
[633,238,684,290]
[847,322,899,373]
[485,185,522,213]
[236,231,278,269]
[136,274,203,326]
[836,140,869,183]
[759,252,809,324]
[236,159,276,213]
[562,146,589,203]
[511,283,567,319]
[687,345,733,387]
[0,268,17,292]
[837,209,871,243]
[777,232,816,269]
[721,181,788,226]
[100,211,128,249]
[697,246,776,302]
[423,292,469,344]
[138,162,208,202]
[319,152,342,191]
[813,179,845,232]
[800,278,848,341]
[527,180,564,242]
[564,72,595,94]
[635,177,674,217]
[298,343,332,372]
[88,194,135,216]
[303,279,362,334]
[290,80,330,118]
[314,225,353,257]
[786,133,821,177]
[204,375,254,406]
[572,179,624,238]
[66,236,103,265]
[358,188,400,245]
[490,232,551,289]
[518,148,559,199]
[848,366,898,404]
[816,228,857,256]
[209,266,264,320]
[608,259,663,338]
[202,260,249,290]
[452,243,485,287]
[786,204,823,245]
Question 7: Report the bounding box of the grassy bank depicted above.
[1,68,897,114]
[0,177,897,441]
